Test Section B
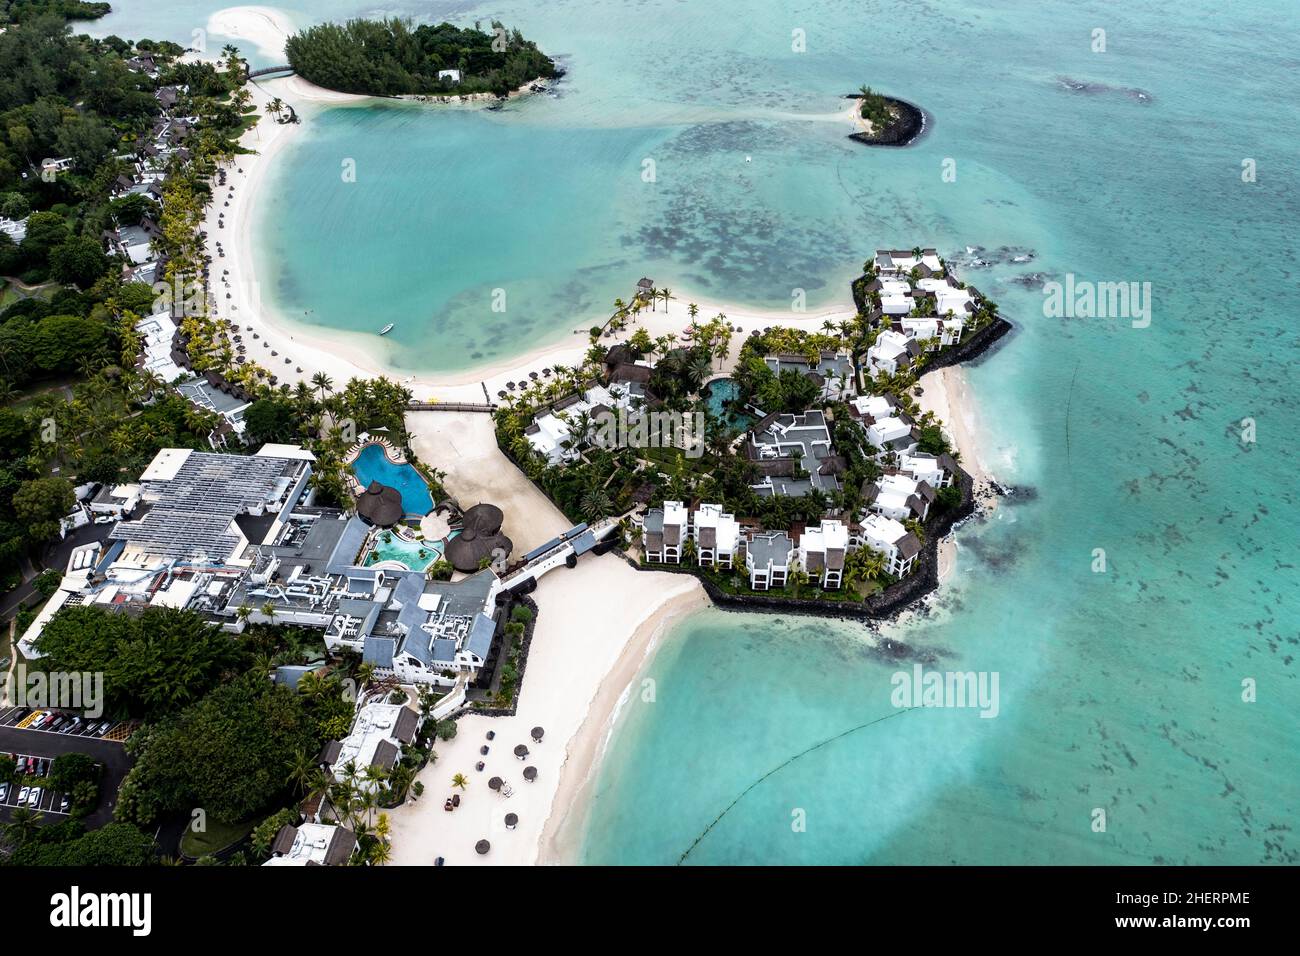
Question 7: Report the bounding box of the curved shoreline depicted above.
[844,93,928,147]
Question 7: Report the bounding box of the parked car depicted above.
[59,795,69,813]
[18,786,30,803]
[28,787,41,807]
[0,784,8,802]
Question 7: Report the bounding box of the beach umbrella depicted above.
[488,777,503,792]
[514,745,529,760]
[523,766,538,782]
[475,761,485,771]
[530,727,544,743]
[487,731,496,740]
[505,813,518,830]
[497,390,506,399]
[529,371,539,380]
[475,840,491,855]
[480,745,490,755]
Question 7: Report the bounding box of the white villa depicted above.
[263,823,357,866]
[524,384,632,464]
[799,520,849,589]
[867,473,936,522]
[865,329,921,376]
[865,414,919,456]
[898,452,958,489]
[875,247,943,276]
[642,499,689,563]
[692,503,742,568]
[320,700,422,789]
[859,513,922,577]
[746,530,793,590]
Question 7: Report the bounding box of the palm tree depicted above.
[4,807,42,844]
[451,773,469,791]
[286,751,316,794]
[311,371,334,402]
[660,287,673,314]
[579,487,612,522]
[356,662,376,689]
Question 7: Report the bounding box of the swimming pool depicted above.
[350,443,434,515]
[703,378,756,431]
[364,531,450,572]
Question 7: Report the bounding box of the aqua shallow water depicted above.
[100,0,1300,864]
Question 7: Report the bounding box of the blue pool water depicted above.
[364,532,450,571]
[349,444,434,516]
[703,378,755,431]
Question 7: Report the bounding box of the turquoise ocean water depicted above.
[92,1,1299,863]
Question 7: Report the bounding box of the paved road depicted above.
[0,723,131,829]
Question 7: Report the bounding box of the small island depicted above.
[847,85,926,147]
[285,17,561,99]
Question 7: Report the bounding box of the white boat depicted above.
[378,323,394,335]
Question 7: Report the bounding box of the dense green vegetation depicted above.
[286,18,559,97]
[3,820,157,866]
[0,17,251,593]
[857,85,895,130]
[33,605,245,720]
[0,0,109,27]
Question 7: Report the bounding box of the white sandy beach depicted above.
[202,6,1001,867]
[385,555,707,866]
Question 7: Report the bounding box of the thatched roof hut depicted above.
[355,481,403,527]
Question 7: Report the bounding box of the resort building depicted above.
[859,513,922,578]
[746,531,793,591]
[263,823,357,867]
[865,413,919,457]
[897,315,966,348]
[746,410,844,498]
[642,500,689,563]
[866,473,936,522]
[524,384,633,464]
[320,700,422,788]
[0,215,27,242]
[865,329,921,376]
[799,520,850,589]
[763,351,857,399]
[898,452,958,489]
[848,393,899,423]
[692,503,741,568]
[875,248,943,276]
[18,446,508,689]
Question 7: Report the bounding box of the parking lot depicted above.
[0,752,70,817]
[0,715,134,828]
[0,706,124,740]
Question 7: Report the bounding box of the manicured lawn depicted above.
[179,817,256,859]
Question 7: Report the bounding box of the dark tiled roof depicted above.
[392,706,419,744]
[897,533,922,559]
[371,738,399,772]
[324,827,356,866]
[271,824,298,856]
